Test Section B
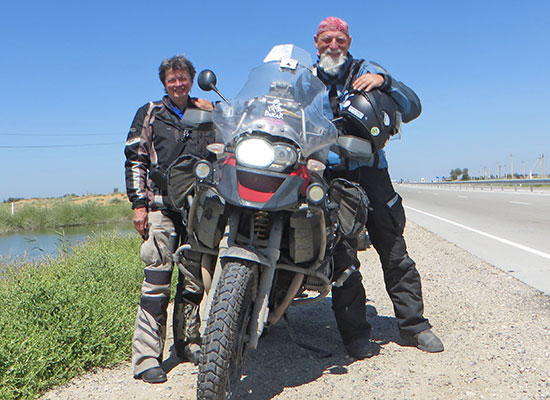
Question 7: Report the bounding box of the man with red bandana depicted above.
[314,17,444,358]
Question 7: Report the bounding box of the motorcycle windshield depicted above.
[212,45,337,158]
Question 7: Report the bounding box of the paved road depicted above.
[396,183,550,294]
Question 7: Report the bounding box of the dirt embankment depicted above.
[11,192,128,207]
[41,221,550,400]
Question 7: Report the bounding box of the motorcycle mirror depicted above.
[198,70,217,91]
[198,69,229,104]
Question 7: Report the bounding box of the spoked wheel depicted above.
[197,262,256,400]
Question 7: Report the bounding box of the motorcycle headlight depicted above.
[235,138,274,168]
[271,143,298,172]
[306,183,326,204]
[194,160,212,180]
[235,138,298,171]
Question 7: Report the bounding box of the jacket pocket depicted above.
[140,233,166,266]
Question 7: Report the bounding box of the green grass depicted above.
[0,198,132,234]
[0,232,144,399]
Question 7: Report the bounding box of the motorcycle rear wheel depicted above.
[197,262,256,400]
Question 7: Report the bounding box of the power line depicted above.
[0,142,123,149]
[0,132,124,136]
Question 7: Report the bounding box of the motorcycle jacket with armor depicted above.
[124,96,214,211]
[315,54,421,169]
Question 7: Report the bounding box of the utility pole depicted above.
[529,154,546,179]
[510,154,514,179]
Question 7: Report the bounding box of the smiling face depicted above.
[315,30,352,75]
[315,30,352,58]
[163,68,192,108]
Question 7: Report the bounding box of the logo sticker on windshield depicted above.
[371,127,380,136]
[280,57,298,70]
[265,99,284,119]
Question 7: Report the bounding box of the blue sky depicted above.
[1,0,549,201]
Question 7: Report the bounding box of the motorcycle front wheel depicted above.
[197,261,256,400]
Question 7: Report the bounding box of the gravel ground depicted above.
[40,221,550,400]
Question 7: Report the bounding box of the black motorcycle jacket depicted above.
[124,96,215,211]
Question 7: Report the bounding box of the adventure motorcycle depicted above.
[166,45,373,400]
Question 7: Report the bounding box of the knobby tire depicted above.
[197,262,256,400]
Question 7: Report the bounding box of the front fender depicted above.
[219,245,279,269]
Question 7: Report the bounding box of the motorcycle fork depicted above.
[247,213,284,349]
[199,209,284,350]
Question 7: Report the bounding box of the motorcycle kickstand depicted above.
[283,313,333,358]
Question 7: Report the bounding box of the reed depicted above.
[0,194,132,234]
[0,232,145,399]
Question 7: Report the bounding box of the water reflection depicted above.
[0,222,134,263]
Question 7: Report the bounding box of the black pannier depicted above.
[328,178,370,238]
[167,154,201,210]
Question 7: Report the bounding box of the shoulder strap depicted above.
[343,59,365,93]
[330,59,365,118]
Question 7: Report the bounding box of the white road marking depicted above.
[405,206,550,260]
[458,195,468,199]
[509,201,532,205]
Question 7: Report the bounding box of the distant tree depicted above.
[449,168,462,180]
[449,168,471,181]
[4,197,24,203]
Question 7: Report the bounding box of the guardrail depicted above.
[407,178,550,193]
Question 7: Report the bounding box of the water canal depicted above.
[0,222,134,263]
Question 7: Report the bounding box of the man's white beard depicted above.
[318,51,348,76]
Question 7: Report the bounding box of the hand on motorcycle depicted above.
[352,73,384,92]
[133,207,149,238]
[190,97,215,111]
